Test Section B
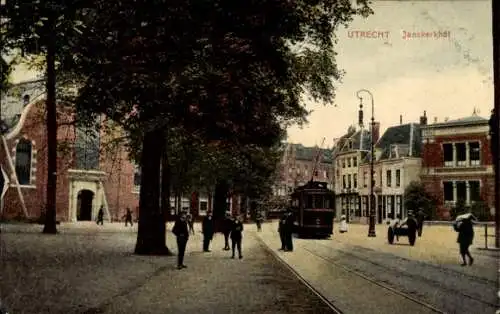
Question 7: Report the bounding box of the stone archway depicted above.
[77,189,94,221]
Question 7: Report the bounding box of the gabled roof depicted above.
[290,143,333,164]
[360,123,421,163]
[425,113,488,128]
[334,127,371,155]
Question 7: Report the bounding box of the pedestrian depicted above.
[124,207,133,227]
[339,214,348,233]
[416,208,426,237]
[96,206,104,225]
[255,212,263,232]
[278,213,287,250]
[187,213,195,235]
[454,213,476,266]
[283,209,294,251]
[172,211,189,269]
[202,211,214,252]
[230,215,244,259]
[222,213,232,250]
[401,211,418,245]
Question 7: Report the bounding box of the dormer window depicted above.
[348,141,353,149]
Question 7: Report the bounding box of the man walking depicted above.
[222,213,232,250]
[187,212,195,235]
[202,211,214,252]
[96,206,104,225]
[278,212,287,250]
[230,215,244,259]
[416,208,426,237]
[172,211,189,269]
[454,213,476,266]
[255,211,263,232]
[124,207,133,227]
[283,209,294,252]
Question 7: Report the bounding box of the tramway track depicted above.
[299,243,498,312]
[330,238,497,286]
[256,236,344,314]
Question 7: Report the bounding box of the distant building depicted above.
[420,111,495,219]
[333,123,377,222]
[272,143,333,202]
[359,119,422,223]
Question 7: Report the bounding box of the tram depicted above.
[290,180,335,238]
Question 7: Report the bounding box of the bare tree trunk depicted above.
[160,141,171,223]
[134,129,170,255]
[43,27,58,234]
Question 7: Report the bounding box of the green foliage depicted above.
[469,200,491,221]
[449,198,467,220]
[403,181,437,219]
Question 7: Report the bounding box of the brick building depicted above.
[272,143,334,202]
[0,80,231,222]
[420,111,495,219]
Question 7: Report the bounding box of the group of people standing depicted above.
[172,211,244,270]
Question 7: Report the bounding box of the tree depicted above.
[62,0,372,254]
[403,181,437,219]
[3,1,87,233]
[470,200,491,221]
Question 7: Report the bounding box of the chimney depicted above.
[400,115,403,125]
[370,121,380,144]
[419,110,427,125]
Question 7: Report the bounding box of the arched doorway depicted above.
[77,189,94,221]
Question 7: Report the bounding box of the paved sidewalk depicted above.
[0,222,334,314]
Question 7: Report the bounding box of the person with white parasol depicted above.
[453,212,477,266]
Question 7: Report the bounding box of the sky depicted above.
[8,1,493,149]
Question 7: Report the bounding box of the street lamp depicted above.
[356,89,376,237]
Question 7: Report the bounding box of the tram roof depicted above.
[293,181,333,193]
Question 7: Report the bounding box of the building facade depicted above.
[0,80,235,222]
[358,121,422,224]
[420,113,495,219]
[333,124,378,222]
[272,143,334,201]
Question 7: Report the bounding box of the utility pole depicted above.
[492,0,500,248]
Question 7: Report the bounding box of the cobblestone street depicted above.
[257,221,498,314]
[0,222,334,314]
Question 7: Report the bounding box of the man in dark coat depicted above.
[222,213,232,250]
[283,209,294,251]
[401,211,418,245]
[454,215,475,266]
[230,215,244,259]
[255,212,263,232]
[96,206,104,225]
[278,212,287,250]
[124,207,133,227]
[172,212,189,269]
[202,211,214,252]
[416,208,426,237]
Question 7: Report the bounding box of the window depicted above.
[386,170,392,187]
[353,174,357,189]
[200,201,208,213]
[314,195,323,209]
[469,142,480,166]
[456,143,466,166]
[396,196,402,216]
[347,174,352,189]
[456,181,466,201]
[342,175,346,189]
[395,169,401,187]
[342,159,346,168]
[363,171,368,187]
[443,143,453,167]
[347,158,351,167]
[348,141,353,149]
[75,126,100,170]
[15,138,32,185]
[23,94,30,105]
[443,181,453,201]
[353,156,357,167]
[469,181,481,202]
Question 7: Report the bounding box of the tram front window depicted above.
[314,195,323,209]
[324,197,330,209]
